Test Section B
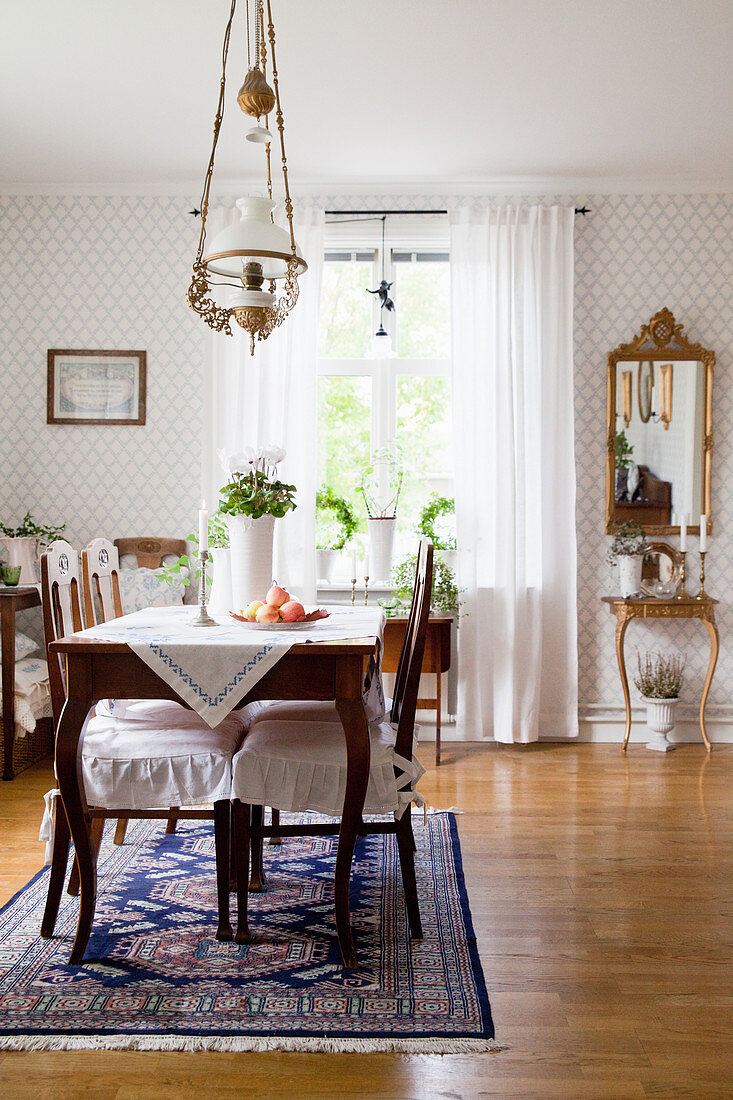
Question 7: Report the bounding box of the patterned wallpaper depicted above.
[1,190,731,720]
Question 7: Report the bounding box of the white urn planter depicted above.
[367,517,397,583]
[226,514,276,610]
[315,548,339,582]
[645,697,679,752]
[0,536,40,585]
[618,553,644,598]
[207,547,233,615]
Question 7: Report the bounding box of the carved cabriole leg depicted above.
[113,818,129,845]
[334,692,371,970]
[615,610,634,751]
[699,615,719,753]
[55,653,96,964]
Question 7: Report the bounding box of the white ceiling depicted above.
[2,0,732,194]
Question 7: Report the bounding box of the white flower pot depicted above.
[0,536,40,585]
[207,546,232,615]
[315,548,339,582]
[367,517,397,583]
[645,698,679,752]
[618,554,643,598]
[226,514,276,611]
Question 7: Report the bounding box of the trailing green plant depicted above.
[316,486,358,550]
[606,520,649,566]
[390,551,464,619]
[360,445,403,518]
[633,650,685,699]
[615,430,634,469]
[417,494,456,550]
[158,514,228,588]
[0,512,66,545]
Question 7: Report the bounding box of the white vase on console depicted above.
[226,514,276,610]
[618,554,643,598]
[367,517,397,583]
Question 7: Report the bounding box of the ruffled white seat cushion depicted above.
[81,703,247,810]
[231,705,425,818]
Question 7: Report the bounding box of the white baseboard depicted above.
[414,707,733,745]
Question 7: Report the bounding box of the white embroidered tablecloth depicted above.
[77,604,385,727]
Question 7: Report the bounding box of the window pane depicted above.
[395,375,453,552]
[317,376,372,544]
[394,260,450,358]
[318,260,374,358]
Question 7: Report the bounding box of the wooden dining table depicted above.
[49,628,378,968]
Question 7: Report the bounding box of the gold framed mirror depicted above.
[606,308,714,536]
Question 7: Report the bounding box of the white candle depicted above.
[364,552,370,578]
[700,515,708,552]
[351,547,357,580]
[198,499,208,552]
[679,513,687,552]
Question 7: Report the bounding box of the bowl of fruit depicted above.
[230,585,330,629]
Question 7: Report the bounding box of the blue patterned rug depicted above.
[0,812,496,1052]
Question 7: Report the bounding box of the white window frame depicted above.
[317,216,452,498]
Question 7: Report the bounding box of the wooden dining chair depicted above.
[40,539,245,945]
[81,537,179,844]
[230,539,433,961]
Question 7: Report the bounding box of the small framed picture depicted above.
[47,349,146,425]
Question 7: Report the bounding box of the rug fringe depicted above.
[0,1034,505,1054]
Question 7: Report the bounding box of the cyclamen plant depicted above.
[217,446,297,521]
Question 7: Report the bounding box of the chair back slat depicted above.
[391,539,433,765]
[41,540,84,726]
[113,536,186,570]
[81,538,123,625]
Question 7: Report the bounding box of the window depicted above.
[317,220,452,575]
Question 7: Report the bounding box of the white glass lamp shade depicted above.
[368,329,396,359]
[203,196,307,281]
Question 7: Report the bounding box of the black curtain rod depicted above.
[325,207,590,216]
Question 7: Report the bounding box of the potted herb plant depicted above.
[217,446,296,609]
[634,650,685,752]
[0,513,66,584]
[316,486,358,582]
[607,520,649,598]
[360,445,403,582]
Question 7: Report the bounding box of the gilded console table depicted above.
[601,596,719,752]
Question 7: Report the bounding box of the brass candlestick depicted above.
[350,576,356,606]
[696,550,707,600]
[190,550,217,626]
[364,575,369,606]
[676,551,688,599]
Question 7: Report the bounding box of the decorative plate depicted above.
[229,609,330,629]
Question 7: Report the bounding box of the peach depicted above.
[244,599,264,621]
[280,600,305,622]
[266,584,290,608]
[256,603,281,623]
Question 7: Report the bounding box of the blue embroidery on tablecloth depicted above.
[146,641,275,706]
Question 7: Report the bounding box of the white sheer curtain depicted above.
[449,203,578,743]
[202,201,324,604]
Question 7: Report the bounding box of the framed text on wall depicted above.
[47,349,146,425]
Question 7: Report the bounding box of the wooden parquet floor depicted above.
[0,742,731,1099]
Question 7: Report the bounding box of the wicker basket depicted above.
[0,717,54,777]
